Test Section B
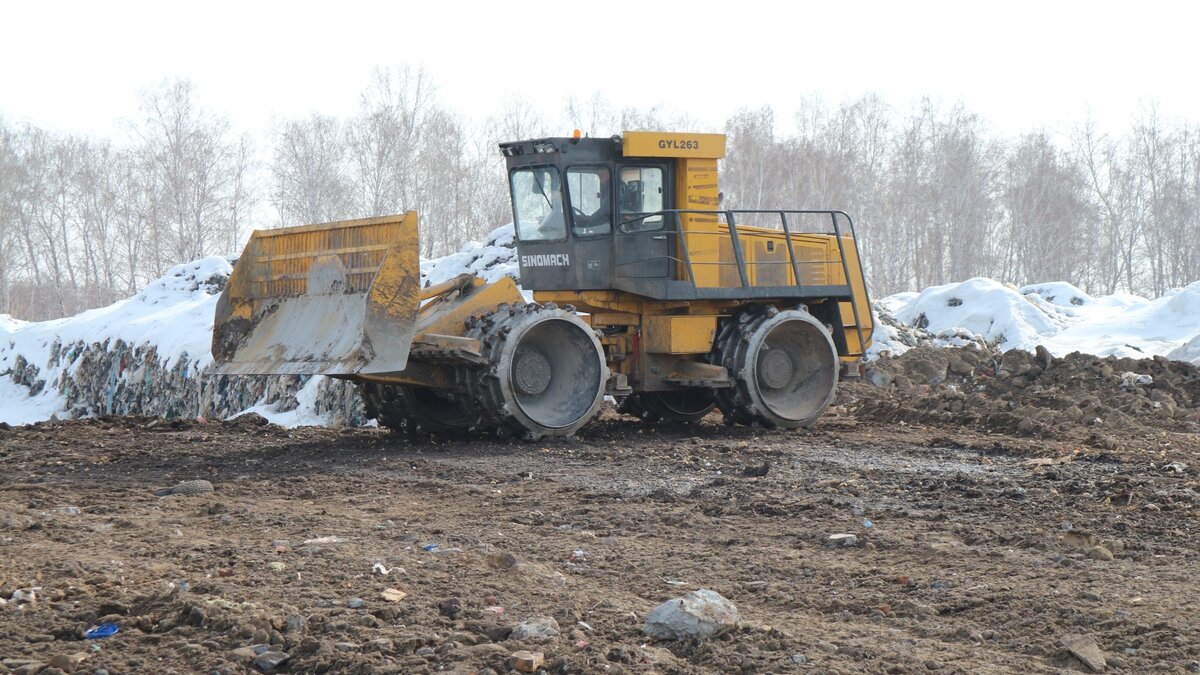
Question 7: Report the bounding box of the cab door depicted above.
[510,165,576,291]
[614,164,671,280]
[564,166,614,289]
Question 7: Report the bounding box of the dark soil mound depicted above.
[842,345,1200,447]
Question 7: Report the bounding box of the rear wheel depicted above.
[620,391,716,423]
[462,303,609,440]
[712,306,838,428]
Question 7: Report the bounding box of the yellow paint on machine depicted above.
[622,132,726,159]
[212,213,422,376]
[643,316,719,354]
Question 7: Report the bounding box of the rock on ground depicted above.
[1061,634,1106,672]
[643,589,739,641]
[510,616,560,640]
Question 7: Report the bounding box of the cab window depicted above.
[566,167,612,237]
[510,167,566,242]
[618,166,665,232]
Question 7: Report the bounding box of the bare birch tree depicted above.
[135,79,253,273]
[271,114,351,226]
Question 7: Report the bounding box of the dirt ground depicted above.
[1,348,1199,675]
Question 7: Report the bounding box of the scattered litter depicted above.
[10,588,39,604]
[303,536,347,545]
[380,588,407,602]
[1119,372,1153,390]
[1027,455,1074,467]
[577,621,593,632]
[421,543,439,552]
[862,518,874,528]
[372,562,394,575]
[511,616,560,640]
[827,533,859,547]
[204,597,256,611]
[664,579,688,586]
[575,639,591,649]
[484,606,505,615]
[85,623,119,639]
[47,653,90,672]
[569,550,588,561]
[510,650,545,673]
[347,598,365,609]
[1164,462,1187,474]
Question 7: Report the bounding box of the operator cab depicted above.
[500,135,675,292]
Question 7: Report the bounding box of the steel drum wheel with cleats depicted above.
[712,307,839,429]
[462,302,609,440]
[359,383,470,433]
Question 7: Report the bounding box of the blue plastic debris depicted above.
[422,543,439,552]
[86,623,119,639]
[862,518,874,528]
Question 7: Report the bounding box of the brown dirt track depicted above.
[1,348,1198,674]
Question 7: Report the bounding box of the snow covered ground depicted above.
[2,224,1197,426]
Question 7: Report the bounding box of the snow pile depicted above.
[421,224,519,288]
[872,278,1200,362]
[0,257,365,427]
[890,278,1068,352]
[1168,334,1200,365]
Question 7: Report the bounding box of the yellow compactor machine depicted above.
[213,131,873,439]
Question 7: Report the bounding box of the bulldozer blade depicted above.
[213,213,421,376]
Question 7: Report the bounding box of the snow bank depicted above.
[874,278,1200,362]
[0,257,364,427]
[890,278,1068,351]
[1168,334,1200,365]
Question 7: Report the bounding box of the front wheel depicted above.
[462,303,609,440]
[359,383,470,433]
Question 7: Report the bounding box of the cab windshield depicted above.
[510,167,566,242]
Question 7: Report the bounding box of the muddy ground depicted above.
[1,347,1198,675]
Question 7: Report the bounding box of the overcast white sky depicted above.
[2,0,1197,141]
